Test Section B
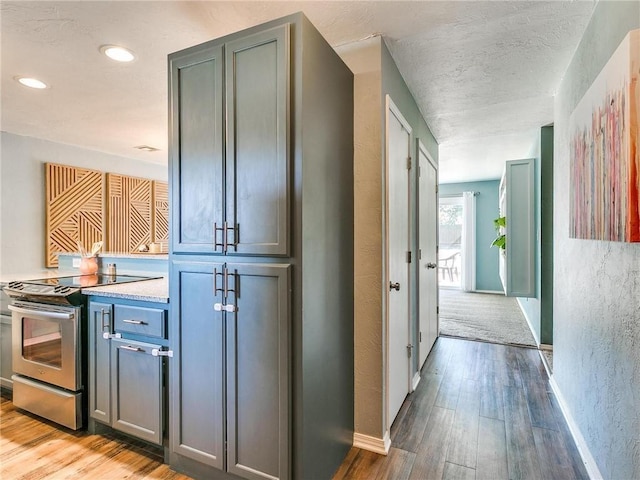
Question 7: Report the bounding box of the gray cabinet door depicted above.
[88,301,112,424]
[170,45,224,253]
[225,263,290,480]
[170,260,225,469]
[225,25,290,257]
[110,338,163,445]
[505,158,536,297]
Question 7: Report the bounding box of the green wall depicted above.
[380,40,439,383]
[519,125,553,346]
[439,180,502,292]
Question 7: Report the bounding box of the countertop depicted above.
[82,277,169,303]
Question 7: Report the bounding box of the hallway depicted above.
[334,337,587,479]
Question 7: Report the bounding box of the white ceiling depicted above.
[0,1,596,183]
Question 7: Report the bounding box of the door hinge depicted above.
[407,156,412,170]
[437,306,439,315]
[102,332,121,340]
[406,251,412,263]
[419,165,422,177]
[419,332,422,342]
[152,348,174,358]
[418,249,422,260]
[406,344,413,358]
[436,185,439,194]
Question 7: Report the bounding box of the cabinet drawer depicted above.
[114,305,165,339]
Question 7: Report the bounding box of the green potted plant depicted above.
[491,216,506,250]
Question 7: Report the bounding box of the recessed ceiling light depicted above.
[134,145,160,152]
[100,45,135,63]
[16,77,47,89]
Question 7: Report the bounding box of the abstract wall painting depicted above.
[569,29,639,242]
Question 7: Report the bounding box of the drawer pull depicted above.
[120,345,144,353]
[122,319,147,325]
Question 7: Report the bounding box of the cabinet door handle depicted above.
[213,222,225,251]
[426,262,437,269]
[99,308,111,332]
[122,319,146,325]
[119,345,144,353]
[389,282,401,291]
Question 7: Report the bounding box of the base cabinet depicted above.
[170,260,290,480]
[88,298,168,445]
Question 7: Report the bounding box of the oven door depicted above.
[10,302,81,391]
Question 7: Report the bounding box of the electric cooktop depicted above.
[4,274,161,304]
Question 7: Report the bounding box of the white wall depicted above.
[0,132,167,276]
[553,2,640,478]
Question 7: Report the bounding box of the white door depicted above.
[418,141,438,369]
[386,96,412,429]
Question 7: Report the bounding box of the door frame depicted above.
[384,95,413,432]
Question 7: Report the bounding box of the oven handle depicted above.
[8,304,74,320]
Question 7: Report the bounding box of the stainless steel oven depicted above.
[9,300,83,429]
[3,274,158,430]
[11,301,81,390]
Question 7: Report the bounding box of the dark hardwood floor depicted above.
[1,336,586,480]
[334,337,589,480]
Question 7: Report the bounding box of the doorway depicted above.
[438,196,463,288]
[385,96,411,430]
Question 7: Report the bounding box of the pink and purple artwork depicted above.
[569,29,639,242]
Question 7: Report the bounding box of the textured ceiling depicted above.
[0,1,596,183]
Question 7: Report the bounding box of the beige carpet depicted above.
[439,288,537,347]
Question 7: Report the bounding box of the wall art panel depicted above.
[569,29,639,242]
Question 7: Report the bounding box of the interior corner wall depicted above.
[438,180,502,292]
[519,133,543,344]
[336,37,385,440]
[553,2,640,478]
[539,126,554,345]
[0,132,167,276]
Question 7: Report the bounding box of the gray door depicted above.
[225,25,290,257]
[225,263,290,480]
[111,338,163,445]
[386,97,412,429]
[88,301,112,424]
[170,45,224,253]
[170,261,225,469]
[417,141,438,368]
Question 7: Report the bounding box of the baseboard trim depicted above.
[549,377,603,480]
[516,297,541,347]
[474,289,504,295]
[352,431,391,455]
[412,371,420,391]
[539,343,553,351]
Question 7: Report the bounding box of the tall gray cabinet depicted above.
[168,13,354,480]
[499,158,536,297]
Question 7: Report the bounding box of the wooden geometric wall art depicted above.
[107,173,153,253]
[45,163,104,267]
[152,181,169,249]
[569,29,640,242]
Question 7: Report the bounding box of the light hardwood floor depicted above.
[334,337,589,480]
[0,394,192,480]
[1,337,587,480]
